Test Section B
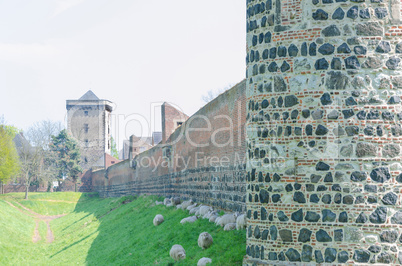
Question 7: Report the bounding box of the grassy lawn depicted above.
[0,192,246,265]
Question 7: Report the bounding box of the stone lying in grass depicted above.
[189,206,200,215]
[169,244,186,261]
[197,257,212,265]
[163,198,171,205]
[180,216,198,224]
[161,198,246,230]
[236,214,246,230]
[198,232,213,249]
[224,223,236,231]
[204,210,218,220]
[209,215,218,223]
[216,213,237,227]
[153,214,164,226]
[171,197,181,206]
[155,201,164,205]
[180,200,194,210]
[198,206,212,216]
[186,203,197,211]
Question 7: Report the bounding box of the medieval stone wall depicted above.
[91,80,247,212]
[246,0,402,264]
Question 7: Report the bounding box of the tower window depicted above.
[85,139,89,147]
[84,111,89,116]
[177,122,183,127]
[84,157,88,163]
[84,124,89,133]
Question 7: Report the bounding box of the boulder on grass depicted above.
[170,244,186,261]
[172,197,181,206]
[197,257,212,266]
[180,216,198,224]
[236,214,246,230]
[153,214,164,226]
[209,215,218,223]
[216,213,236,227]
[198,232,213,249]
[163,198,171,205]
[189,206,200,215]
[224,223,236,231]
[181,200,194,210]
[186,203,197,211]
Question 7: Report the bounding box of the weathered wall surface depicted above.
[92,80,247,212]
[246,0,402,264]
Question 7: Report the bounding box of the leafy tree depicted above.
[111,136,119,159]
[0,115,20,138]
[50,130,83,192]
[0,126,20,194]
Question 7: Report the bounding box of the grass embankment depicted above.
[0,192,246,265]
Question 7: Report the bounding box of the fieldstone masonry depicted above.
[246,0,402,264]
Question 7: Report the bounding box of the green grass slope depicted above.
[0,192,246,265]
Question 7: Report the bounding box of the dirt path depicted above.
[33,220,41,243]
[4,200,65,243]
[45,221,54,243]
[34,199,76,204]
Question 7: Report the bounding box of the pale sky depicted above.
[1,0,246,150]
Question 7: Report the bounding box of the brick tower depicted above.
[66,90,113,170]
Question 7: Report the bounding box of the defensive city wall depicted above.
[61,1,402,263]
[90,80,247,212]
[245,0,402,264]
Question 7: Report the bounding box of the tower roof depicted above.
[79,90,99,101]
[66,90,113,112]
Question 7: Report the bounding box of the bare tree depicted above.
[25,120,63,192]
[14,134,42,199]
[201,84,234,103]
[25,120,63,150]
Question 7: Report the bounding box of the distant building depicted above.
[66,90,113,169]
[118,132,162,160]
[13,133,33,154]
[92,153,122,169]
[152,131,162,146]
[118,102,189,159]
[117,103,188,160]
[119,140,130,160]
[119,135,152,160]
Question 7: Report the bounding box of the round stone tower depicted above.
[246,0,402,264]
